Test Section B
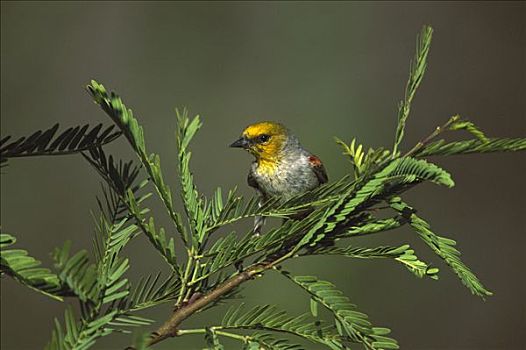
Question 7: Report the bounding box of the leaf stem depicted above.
[177,327,248,342]
[176,253,195,306]
[403,115,459,157]
[147,257,279,346]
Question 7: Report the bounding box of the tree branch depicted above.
[148,257,284,346]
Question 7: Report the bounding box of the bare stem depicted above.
[403,115,459,157]
[177,328,249,342]
[147,256,283,346]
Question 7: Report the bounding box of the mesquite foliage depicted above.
[2,26,525,350]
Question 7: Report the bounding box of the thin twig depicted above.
[403,115,459,157]
[177,328,249,342]
[146,213,374,347]
[147,254,288,346]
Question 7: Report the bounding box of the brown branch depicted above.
[145,173,415,347]
[146,215,367,347]
[147,260,276,346]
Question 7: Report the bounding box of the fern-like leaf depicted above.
[46,307,116,350]
[108,314,154,328]
[92,213,139,308]
[126,197,179,269]
[448,118,489,143]
[222,304,343,348]
[208,177,353,231]
[83,147,178,271]
[296,156,454,251]
[0,123,120,166]
[389,157,454,187]
[204,156,452,279]
[0,233,66,300]
[283,274,399,350]
[389,197,492,298]
[196,211,333,286]
[392,25,433,157]
[175,109,206,246]
[52,242,99,303]
[308,244,439,280]
[84,146,148,213]
[342,217,406,238]
[416,137,526,157]
[118,272,180,311]
[336,137,391,178]
[87,80,187,242]
[246,333,304,350]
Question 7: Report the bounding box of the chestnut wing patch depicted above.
[308,155,328,184]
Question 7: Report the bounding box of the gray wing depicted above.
[247,170,261,192]
[247,169,266,236]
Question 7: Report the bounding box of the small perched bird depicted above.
[230,121,328,234]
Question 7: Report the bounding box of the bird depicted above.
[230,121,328,235]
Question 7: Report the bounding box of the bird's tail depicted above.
[253,199,266,236]
[253,215,265,236]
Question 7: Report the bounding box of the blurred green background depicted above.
[1,1,525,349]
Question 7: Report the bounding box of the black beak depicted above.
[230,137,250,149]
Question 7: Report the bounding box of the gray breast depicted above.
[251,154,319,200]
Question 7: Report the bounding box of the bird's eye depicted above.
[257,134,270,143]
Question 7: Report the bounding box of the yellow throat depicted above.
[241,122,288,175]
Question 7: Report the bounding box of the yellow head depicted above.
[230,121,289,162]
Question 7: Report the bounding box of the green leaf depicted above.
[1,233,65,300]
[46,307,79,350]
[308,156,453,246]
[87,80,187,245]
[118,272,180,311]
[309,244,439,280]
[109,314,154,327]
[283,273,398,350]
[247,333,304,350]
[0,123,120,167]
[394,247,439,280]
[390,198,492,298]
[175,109,206,245]
[205,327,225,350]
[52,243,98,303]
[388,157,454,188]
[342,217,405,238]
[131,332,152,350]
[222,304,342,348]
[416,137,526,157]
[336,137,391,178]
[197,210,335,285]
[449,119,489,143]
[392,25,433,157]
[114,189,179,273]
[84,147,148,221]
[310,298,319,317]
[46,308,117,350]
[93,213,139,306]
[208,177,354,231]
